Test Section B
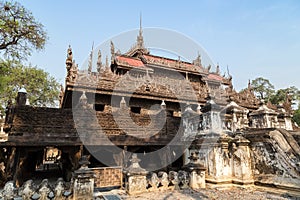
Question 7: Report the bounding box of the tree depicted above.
[269,86,300,105]
[0,1,47,59]
[0,59,60,110]
[293,106,300,127]
[251,77,275,100]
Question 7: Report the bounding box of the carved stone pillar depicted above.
[72,155,95,200]
[184,152,206,189]
[231,135,254,185]
[203,134,232,184]
[124,154,148,195]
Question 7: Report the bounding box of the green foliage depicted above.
[251,77,275,100]
[293,106,300,127]
[0,1,55,113]
[0,59,60,111]
[269,86,300,105]
[0,0,47,59]
[247,77,300,126]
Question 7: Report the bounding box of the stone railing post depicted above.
[72,155,95,200]
[184,152,206,189]
[123,154,148,195]
[231,135,254,185]
[0,181,16,199]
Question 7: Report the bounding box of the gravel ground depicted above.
[114,187,300,200]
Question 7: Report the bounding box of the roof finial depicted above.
[105,55,109,68]
[66,45,73,69]
[216,63,220,74]
[97,49,102,73]
[227,65,232,79]
[193,51,201,66]
[248,79,252,90]
[137,13,144,48]
[110,41,115,63]
[88,42,94,74]
[140,12,142,32]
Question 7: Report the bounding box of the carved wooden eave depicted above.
[125,44,149,57]
[226,88,260,110]
[222,77,232,86]
[66,83,204,106]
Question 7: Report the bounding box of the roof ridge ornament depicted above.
[65,45,78,83]
[110,41,115,63]
[66,45,73,69]
[216,63,220,74]
[97,49,102,74]
[87,42,94,74]
[105,55,109,69]
[125,14,149,56]
[193,52,202,67]
[137,13,144,49]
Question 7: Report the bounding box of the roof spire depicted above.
[140,12,142,32]
[97,49,102,73]
[216,62,220,74]
[193,51,202,66]
[105,55,109,68]
[88,42,94,74]
[110,41,115,63]
[137,13,144,48]
[248,79,252,90]
[66,45,73,68]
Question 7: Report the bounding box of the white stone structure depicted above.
[250,102,278,129]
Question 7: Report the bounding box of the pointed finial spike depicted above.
[140,12,142,31]
[88,42,94,74]
[105,55,109,68]
[216,63,220,74]
[110,41,115,63]
[137,13,144,48]
[97,49,102,73]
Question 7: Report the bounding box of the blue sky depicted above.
[17,0,300,91]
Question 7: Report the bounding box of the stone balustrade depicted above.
[0,153,206,198]
[124,153,206,195]
[0,178,72,200]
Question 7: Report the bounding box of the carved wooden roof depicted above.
[143,54,207,75]
[207,73,224,82]
[3,106,182,146]
[115,56,146,68]
[4,106,80,146]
